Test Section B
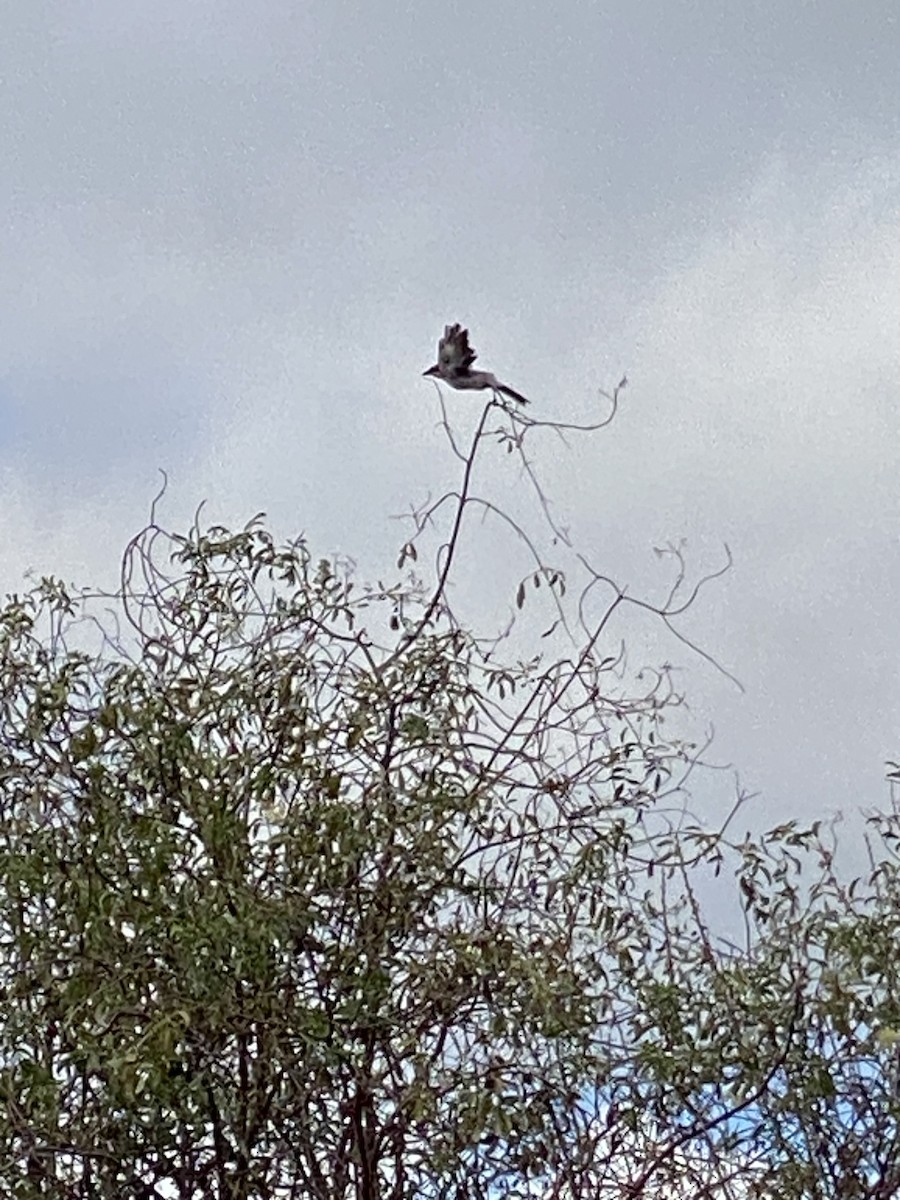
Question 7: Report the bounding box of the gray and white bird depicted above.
[423,323,529,405]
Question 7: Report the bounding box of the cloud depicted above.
[2,5,899,867]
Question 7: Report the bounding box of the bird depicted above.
[423,323,529,405]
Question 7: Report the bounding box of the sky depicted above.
[2,0,900,877]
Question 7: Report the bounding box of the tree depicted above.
[1,389,899,1199]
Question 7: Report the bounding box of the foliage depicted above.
[0,391,898,1199]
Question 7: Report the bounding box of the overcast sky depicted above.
[3,1,900,867]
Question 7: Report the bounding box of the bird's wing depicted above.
[438,323,477,374]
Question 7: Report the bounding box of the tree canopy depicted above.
[1,391,899,1199]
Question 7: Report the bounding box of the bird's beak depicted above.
[423,364,439,377]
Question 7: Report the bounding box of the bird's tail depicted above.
[497,383,529,406]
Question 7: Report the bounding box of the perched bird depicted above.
[423,323,529,405]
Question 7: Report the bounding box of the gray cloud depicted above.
[2,1,900,865]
